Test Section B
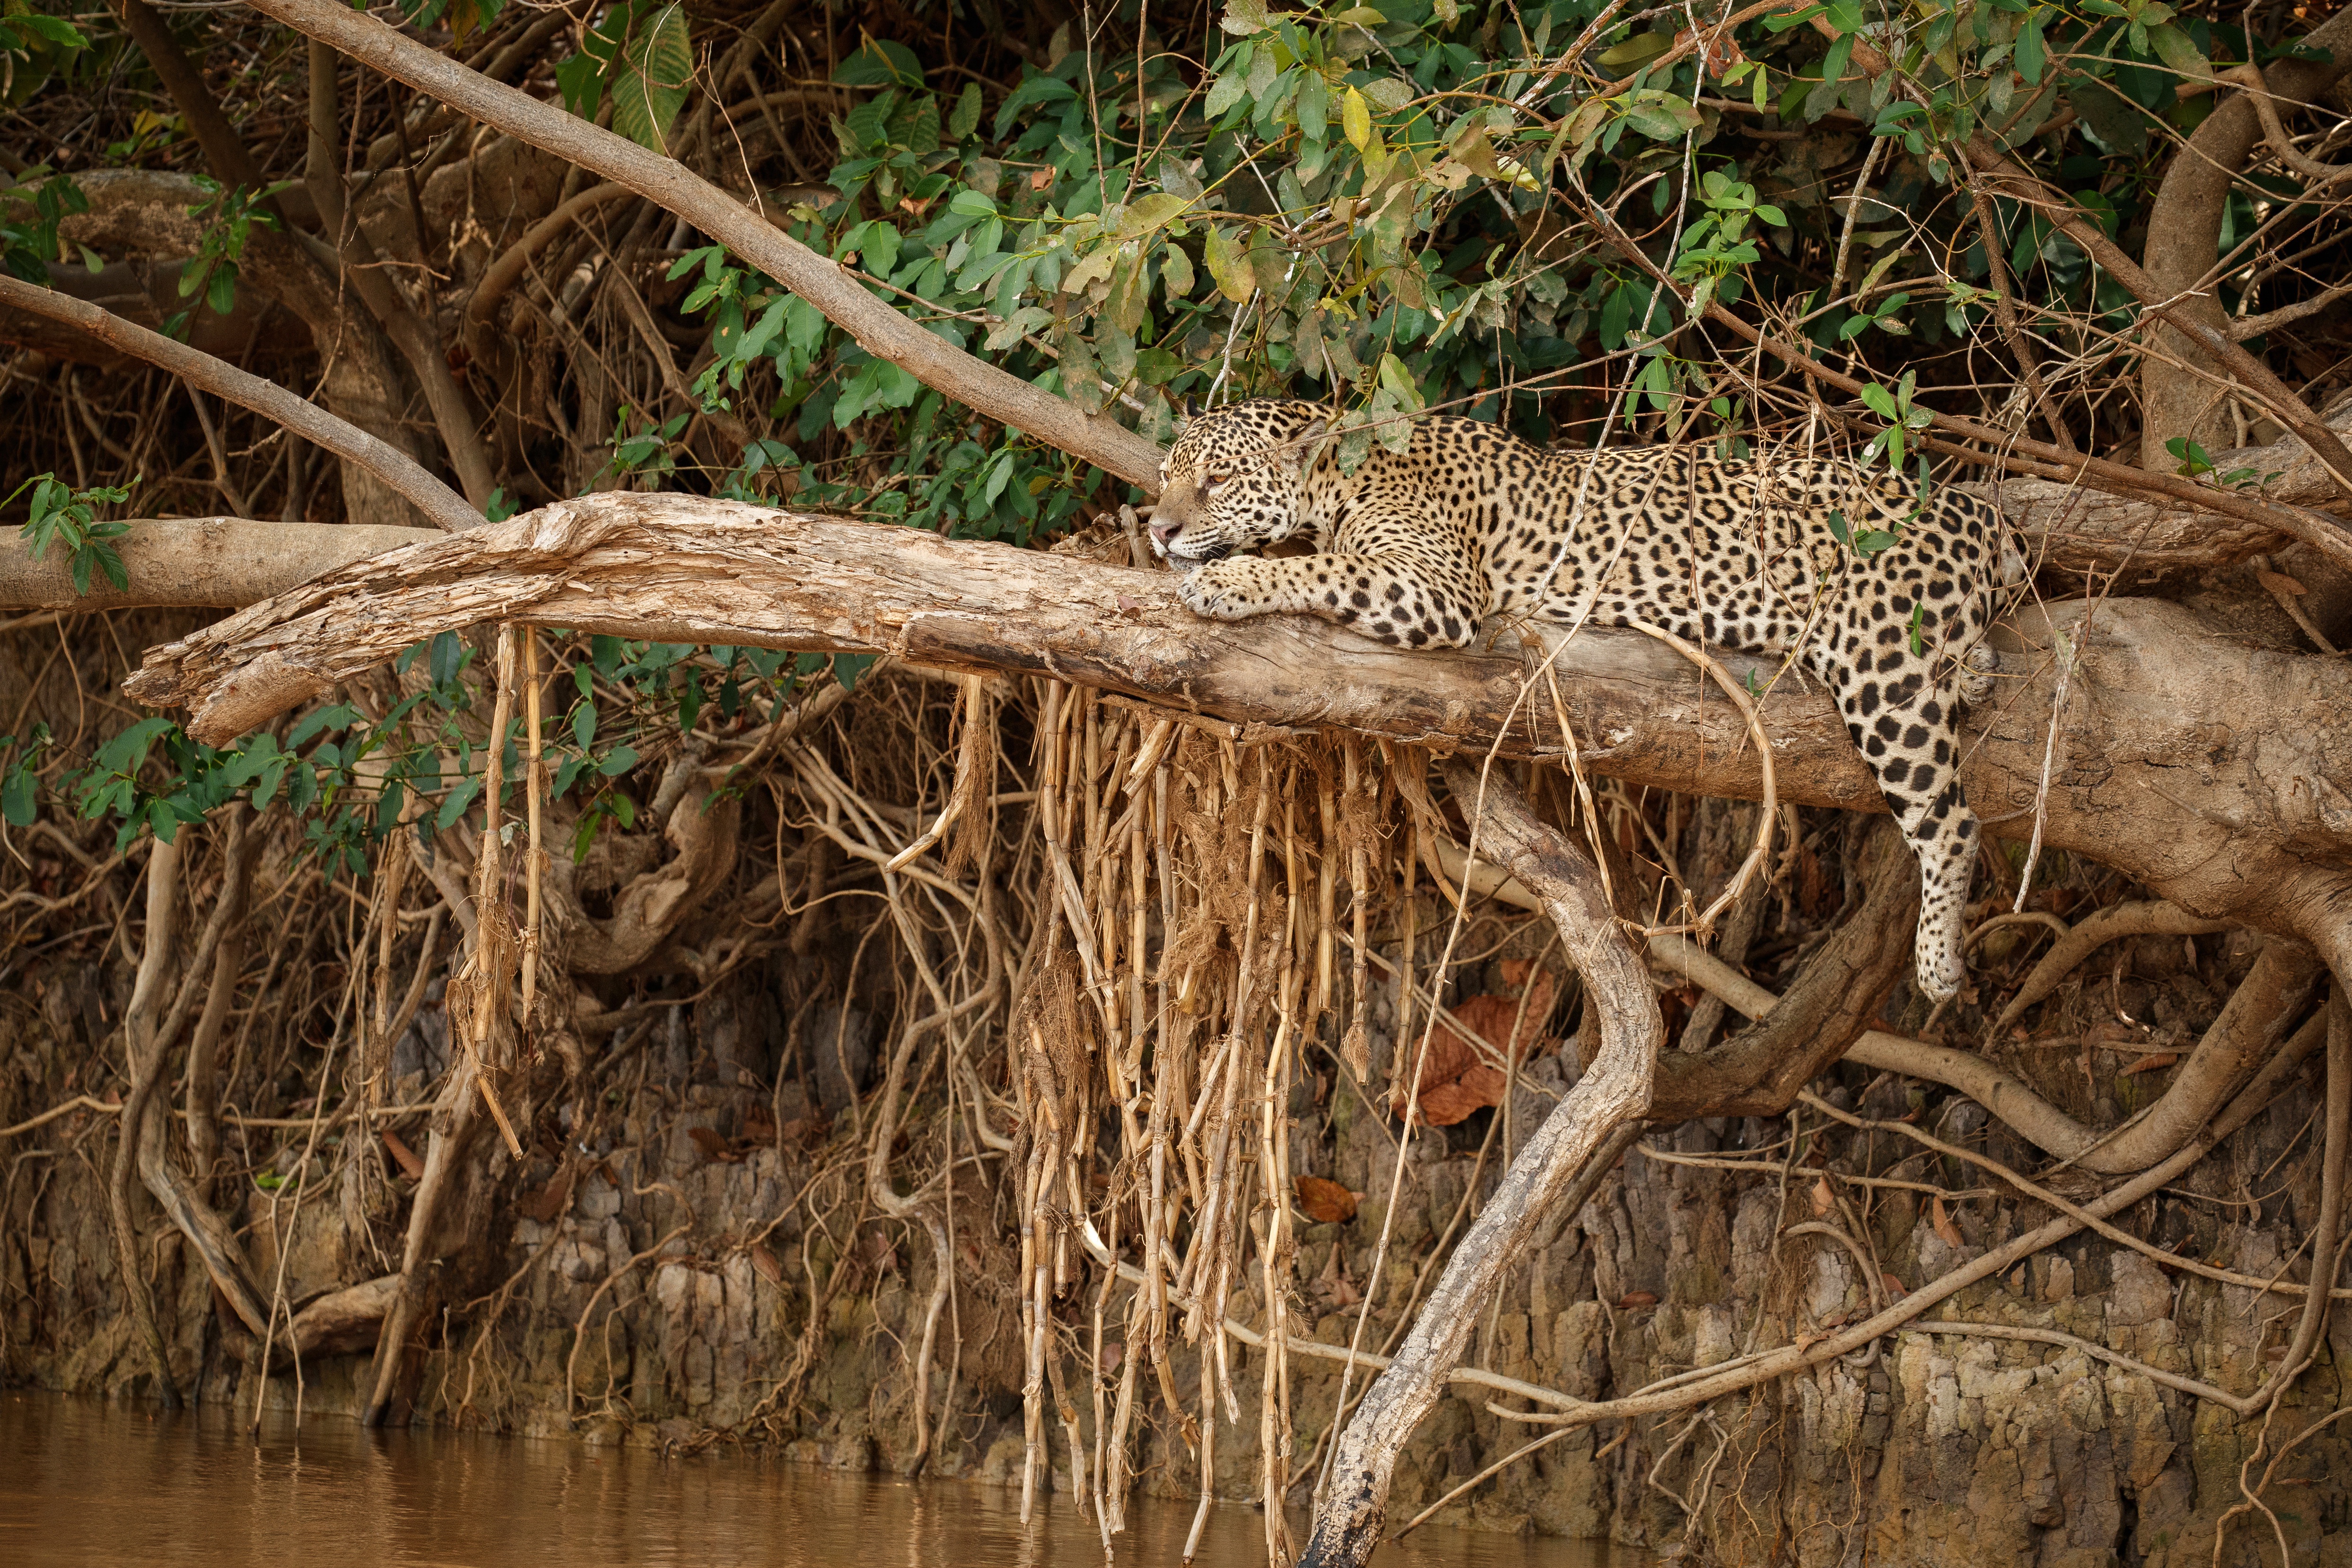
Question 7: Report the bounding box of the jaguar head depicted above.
[1148,399,1329,568]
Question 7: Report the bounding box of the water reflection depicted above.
[0,1391,1640,1567]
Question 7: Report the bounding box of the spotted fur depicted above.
[1150,398,2007,1002]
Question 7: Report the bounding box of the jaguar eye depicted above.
[1204,471,1230,490]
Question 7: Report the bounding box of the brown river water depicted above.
[0,1391,1643,1567]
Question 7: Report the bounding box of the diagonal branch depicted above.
[0,274,478,532]
[1298,759,1660,1568]
[244,0,1164,492]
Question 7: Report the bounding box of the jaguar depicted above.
[1149,398,2009,1002]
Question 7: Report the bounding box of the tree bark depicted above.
[0,517,437,609]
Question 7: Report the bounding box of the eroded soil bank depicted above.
[6,907,2346,1568]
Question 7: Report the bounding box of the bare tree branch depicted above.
[0,275,479,532]
[1299,759,1660,1568]
[247,0,1165,492]
[0,517,436,608]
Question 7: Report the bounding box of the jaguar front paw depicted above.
[1175,560,1268,622]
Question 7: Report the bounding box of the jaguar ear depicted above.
[1179,394,1199,422]
[1289,418,1329,471]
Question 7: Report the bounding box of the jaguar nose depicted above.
[1149,517,1182,548]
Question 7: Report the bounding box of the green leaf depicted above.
[436,775,482,830]
[1341,85,1373,151]
[1204,223,1258,303]
[1221,0,1269,34]
[1860,382,1900,420]
[1117,192,1191,240]
[948,81,983,140]
[2146,23,2212,84]
[1,766,34,827]
[610,3,692,153]
[2165,435,2213,476]
[2016,14,2047,85]
[1206,61,1252,119]
[1596,31,1671,70]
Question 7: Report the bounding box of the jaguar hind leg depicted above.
[1827,664,1980,1002]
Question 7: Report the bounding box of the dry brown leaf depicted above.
[1881,1271,1909,1299]
[1389,967,1557,1126]
[687,1125,741,1163]
[2256,568,2308,596]
[750,1242,783,1286]
[381,1128,425,1181]
[2120,1051,2180,1077]
[1296,1175,1359,1224]
[1617,1290,1660,1310]
[1673,22,1748,78]
[1930,1196,1963,1249]
[517,1164,575,1224]
[1810,1174,1835,1216]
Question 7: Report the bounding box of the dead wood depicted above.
[0,517,438,610]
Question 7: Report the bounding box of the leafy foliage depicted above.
[8,471,132,594]
[165,176,286,339]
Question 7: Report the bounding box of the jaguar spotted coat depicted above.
[1149,398,2007,1002]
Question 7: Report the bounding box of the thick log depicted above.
[116,492,2352,958]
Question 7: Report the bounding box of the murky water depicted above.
[0,1392,1640,1567]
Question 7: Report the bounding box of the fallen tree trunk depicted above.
[117,492,2352,979]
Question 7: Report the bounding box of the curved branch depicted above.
[1995,898,2239,1030]
[1299,760,1660,1568]
[463,181,633,360]
[1653,924,2323,1180]
[2139,8,2352,467]
[247,0,1165,492]
[1446,1000,2333,1440]
[0,275,478,532]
